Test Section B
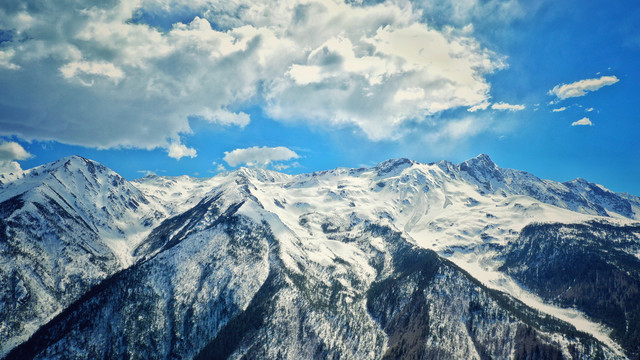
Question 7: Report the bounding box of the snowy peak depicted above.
[562,177,640,219]
[28,155,108,181]
[374,158,417,178]
[3,155,123,201]
[0,156,166,354]
[461,153,497,168]
[456,154,505,191]
[3,154,640,358]
[1,155,166,260]
[5,155,638,359]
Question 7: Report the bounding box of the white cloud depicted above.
[168,141,197,159]
[0,141,32,161]
[0,0,507,148]
[491,102,525,111]
[0,49,20,70]
[586,107,595,112]
[549,75,619,100]
[211,161,226,172]
[468,101,526,112]
[0,141,32,180]
[223,146,299,168]
[272,162,295,171]
[571,117,593,126]
[394,88,427,102]
[267,15,504,140]
[60,61,125,85]
[193,108,251,127]
[468,102,490,112]
[424,116,489,142]
[552,107,566,112]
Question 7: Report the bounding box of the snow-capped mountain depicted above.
[0,156,167,353]
[2,155,640,359]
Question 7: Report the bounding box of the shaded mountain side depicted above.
[196,224,610,360]
[0,156,165,356]
[0,191,119,341]
[7,198,616,360]
[6,195,270,359]
[3,154,640,359]
[0,189,119,354]
[454,155,640,219]
[501,221,640,359]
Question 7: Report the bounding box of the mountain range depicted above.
[1,155,639,359]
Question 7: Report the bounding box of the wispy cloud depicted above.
[0,49,20,70]
[468,102,490,112]
[211,161,226,173]
[571,117,593,126]
[412,0,536,28]
[424,116,490,142]
[490,102,525,111]
[468,101,525,112]
[549,75,619,100]
[552,107,566,112]
[223,146,299,168]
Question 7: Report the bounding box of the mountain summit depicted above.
[2,155,639,359]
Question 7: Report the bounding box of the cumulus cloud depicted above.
[571,117,593,126]
[0,141,32,162]
[60,60,125,85]
[168,141,197,159]
[0,141,32,180]
[223,146,299,168]
[267,16,504,140]
[549,75,619,101]
[490,102,525,111]
[552,107,566,112]
[0,0,506,150]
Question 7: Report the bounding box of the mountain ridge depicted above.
[1,154,639,359]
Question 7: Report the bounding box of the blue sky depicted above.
[1,0,639,194]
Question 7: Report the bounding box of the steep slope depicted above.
[0,156,165,355]
[501,221,640,359]
[6,176,619,359]
[3,154,640,359]
[132,154,640,355]
[456,155,640,219]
